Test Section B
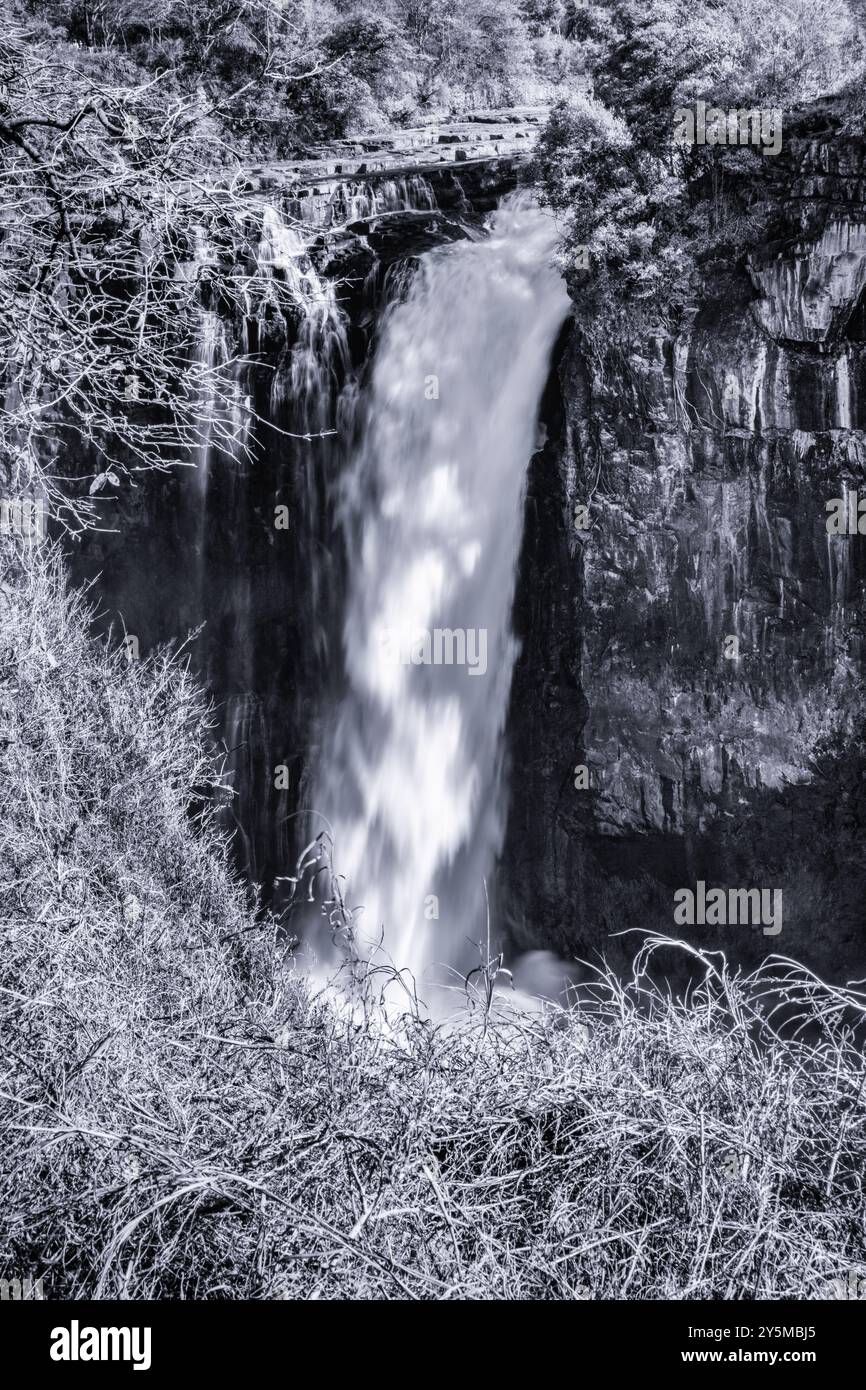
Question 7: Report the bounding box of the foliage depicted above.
[587,0,861,143]
[533,95,692,332]
[534,1,866,333]
[25,0,565,137]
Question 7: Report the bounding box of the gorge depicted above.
[67,101,866,996]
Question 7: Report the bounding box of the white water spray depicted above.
[316,196,570,993]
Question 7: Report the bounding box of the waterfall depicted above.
[255,205,352,425]
[283,174,438,230]
[315,195,570,995]
[182,203,355,886]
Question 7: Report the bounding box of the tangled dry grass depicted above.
[2,538,866,1300]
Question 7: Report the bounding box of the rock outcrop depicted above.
[502,102,866,982]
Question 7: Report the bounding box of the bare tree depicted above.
[0,4,335,533]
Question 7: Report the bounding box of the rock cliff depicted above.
[502,102,866,982]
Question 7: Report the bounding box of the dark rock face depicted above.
[501,111,866,983]
[313,209,469,280]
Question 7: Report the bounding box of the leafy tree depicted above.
[589,0,860,146]
[519,0,570,37]
[534,95,691,332]
[392,0,534,109]
[535,0,864,330]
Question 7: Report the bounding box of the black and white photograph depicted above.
[2,0,866,1349]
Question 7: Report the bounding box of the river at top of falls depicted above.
[313,193,571,1004]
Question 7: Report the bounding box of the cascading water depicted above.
[256,205,352,424]
[315,194,570,995]
[283,174,439,230]
[182,202,355,886]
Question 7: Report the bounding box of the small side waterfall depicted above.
[315,196,570,991]
[283,174,438,230]
[178,201,357,888]
[255,206,352,424]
